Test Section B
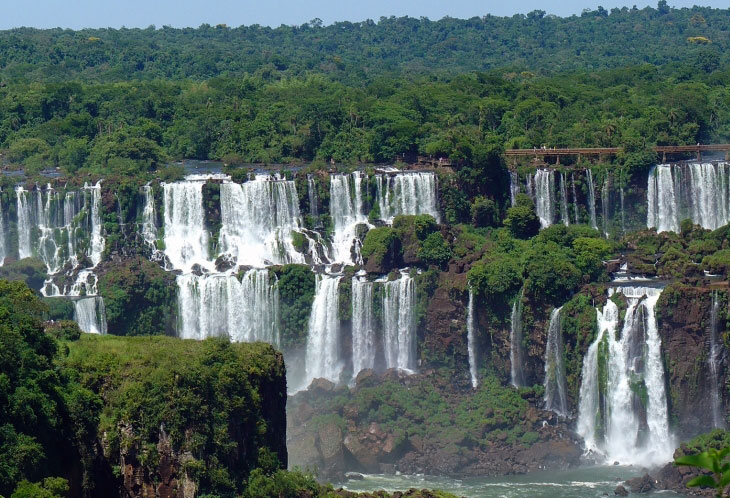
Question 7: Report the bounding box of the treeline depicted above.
[1,64,729,181]
[0,3,728,83]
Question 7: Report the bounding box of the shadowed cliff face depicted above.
[657,284,729,440]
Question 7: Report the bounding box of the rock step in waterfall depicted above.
[576,285,672,467]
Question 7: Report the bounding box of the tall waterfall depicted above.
[375,172,440,223]
[571,173,580,225]
[140,185,158,245]
[383,273,417,372]
[218,175,305,267]
[543,307,568,416]
[648,162,730,233]
[0,195,5,265]
[586,169,598,230]
[709,291,724,429]
[466,290,478,388]
[177,269,279,343]
[163,179,210,271]
[352,277,376,379]
[534,169,555,228]
[86,182,105,267]
[509,171,520,206]
[577,286,673,466]
[330,173,368,264]
[308,175,319,220]
[16,186,31,259]
[601,175,610,237]
[73,297,107,335]
[304,274,343,387]
[559,172,570,226]
[510,289,526,387]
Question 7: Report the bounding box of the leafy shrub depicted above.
[272,265,316,348]
[471,196,498,228]
[503,194,540,239]
[418,232,453,268]
[361,227,401,267]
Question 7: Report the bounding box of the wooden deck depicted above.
[504,144,730,164]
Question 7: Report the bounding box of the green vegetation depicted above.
[272,264,316,348]
[674,431,730,497]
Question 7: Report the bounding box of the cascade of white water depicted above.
[571,173,580,225]
[383,272,417,372]
[86,182,105,267]
[16,186,32,259]
[709,291,724,429]
[510,289,525,387]
[559,172,570,226]
[375,172,440,223]
[141,185,158,245]
[466,290,478,388]
[176,269,279,344]
[577,286,673,466]
[586,169,598,230]
[304,274,343,387]
[352,277,376,379]
[73,296,107,335]
[534,169,555,228]
[330,172,369,264]
[525,174,534,200]
[648,163,730,232]
[308,175,319,220]
[601,175,610,237]
[218,175,305,267]
[510,171,520,206]
[0,194,5,265]
[163,179,210,271]
[544,307,568,416]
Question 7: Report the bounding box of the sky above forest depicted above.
[1,0,727,29]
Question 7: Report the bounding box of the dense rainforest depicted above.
[2,3,730,497]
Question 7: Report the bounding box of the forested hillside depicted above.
[0,3,728,83]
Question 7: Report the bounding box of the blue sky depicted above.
[1,0,727,29]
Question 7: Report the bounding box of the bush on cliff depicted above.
[361,226,401,270]
[503,194,540,239]
[272,264,316,348]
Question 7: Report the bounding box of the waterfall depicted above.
[601,175,610,237]
[304,274,343,387]
[648,162,730,233]
[375,172,440,223]
[577,286,673,466]
[571,173,580,225]
[466,290,478,388]
[0,195,5,265]
[586,169,598,230]
[620,186,626,234]
[509,171,520,206]
[559,172,570,226]
[218,175,305,267]
[16,186,32,259]
[176,269,279,344]
[330,172,369,264]
[163,180,210,271]
[141,185,158,245]
[534,169,555,228]
[73,296,107,335]
[544,307,568,416]
[352,277,376,379]
[510,289,526,387]
[383,272,417,372]
[526,174,534,200]
[86,182,105,267]
[307,174,319,221]
[709,291,725,429]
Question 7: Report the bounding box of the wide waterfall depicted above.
[177,269,279,343]
[218,175,305,267]
[73,296,108,335]
[586,169,598,230]
[648,162,730,232]
[375,172,440,223]
[534,169,555,228]
[510,289,526,387]
[383,272,417,372]
[709,291,724,429]
[577,286,673,466]
[330,173,369,264]
[304,274,343,387]
[352,277,376,379]
[543,307,568,416]
[163,179,210,271]
[466,290,478,388]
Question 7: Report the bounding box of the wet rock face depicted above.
[657,285,727,439]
